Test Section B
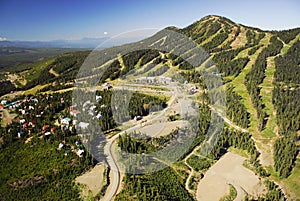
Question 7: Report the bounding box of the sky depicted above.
[0,0,299,41]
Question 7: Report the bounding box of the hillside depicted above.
[0,15,299,200]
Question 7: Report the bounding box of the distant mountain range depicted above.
[0,32,161,49]
[0,37,112,49]
[1,15,300,201]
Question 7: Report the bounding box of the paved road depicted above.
[101,83,183,201]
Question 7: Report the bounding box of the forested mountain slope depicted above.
[1,15,300,200]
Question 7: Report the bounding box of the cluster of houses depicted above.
[0,94,89,158]
[70,99,103,121]
[136,76,173,84]
[60,115,90,130]
[57,140,85,157]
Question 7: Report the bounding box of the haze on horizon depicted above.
[0,0,299,41]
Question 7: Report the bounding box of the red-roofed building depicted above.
[23,122,29,128]
[42,125,49,131]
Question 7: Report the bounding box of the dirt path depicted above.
[196,152,266,201]
[184,150,196,194]
[208,105,247,133]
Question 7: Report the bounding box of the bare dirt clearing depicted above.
[1,109,17,126]
[49,68,59,77]
[197,152,266,201]
[135,120,189,137]
[75,163,106,197]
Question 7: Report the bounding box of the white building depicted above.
[61,117,71,125]
[78,122,89,129]
[1,100,7,105]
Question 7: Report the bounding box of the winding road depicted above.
[101,82,188,201]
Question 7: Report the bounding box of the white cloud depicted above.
[0,37,7,41]
[103,31,108,35]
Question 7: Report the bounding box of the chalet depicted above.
[88,105,97,116]
[89,105,97,111]
[58,142,64,149]
[61,117,71,125]
[28,120,36,127]
[1,100,8,105]
[82,100,91,111]
[76,149,85,157]
[78,122,89,129]
[42,125,49,131]
[23,122,29,128]
[70,104,80,116]
[70,109,80,117]
[96,113,102,119]
[20,119,26,124]
[44,132,51,136]
[96,95,102,101]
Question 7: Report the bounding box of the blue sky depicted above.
[0,0,299,41]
